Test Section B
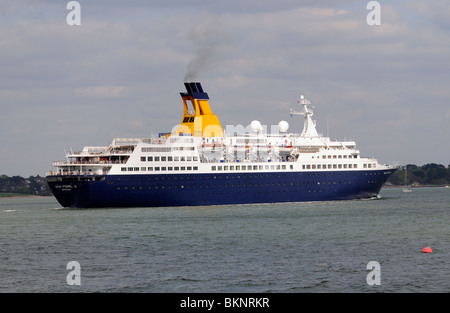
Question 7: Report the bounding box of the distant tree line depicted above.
[0,175,52,196]
[387,163,450,186]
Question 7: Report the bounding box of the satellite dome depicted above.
[250,120,262,133]
[278,121,289,133]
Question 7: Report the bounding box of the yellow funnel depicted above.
[173,82,223,137]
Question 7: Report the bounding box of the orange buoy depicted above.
[422,247,432,253]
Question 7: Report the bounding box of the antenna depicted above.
[290,94,319,137]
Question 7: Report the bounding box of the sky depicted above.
[1,0,449,177]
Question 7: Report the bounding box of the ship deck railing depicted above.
[67,150,134,157]
[199,158,296,163]
[46,171,107,177]
[52,160,127,166]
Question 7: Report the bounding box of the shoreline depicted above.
[0,194,54,199]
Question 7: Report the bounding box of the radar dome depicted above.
[250,120,262,133]
[278,121,289,133]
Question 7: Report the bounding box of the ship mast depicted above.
[290,95,319,137]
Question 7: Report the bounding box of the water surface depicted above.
[1,188,448,292]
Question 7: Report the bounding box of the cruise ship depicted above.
[46,82,396,208]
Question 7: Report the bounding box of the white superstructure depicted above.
[48,94,392,178]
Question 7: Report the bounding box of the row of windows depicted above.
[142,147,171,152]
[301,163,377,170]
[121,166,199,172]
[303,164,358,169]
[113,179,380,191]
[212,164,291,171]
[141,147,195,153]
[211,163,375,171]
[321,155,357,159]
[173,147,195,151]
[140,156,198,162]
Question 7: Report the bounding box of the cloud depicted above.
[404,0,450,30]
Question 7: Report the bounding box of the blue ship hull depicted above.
[47,169,395,208]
